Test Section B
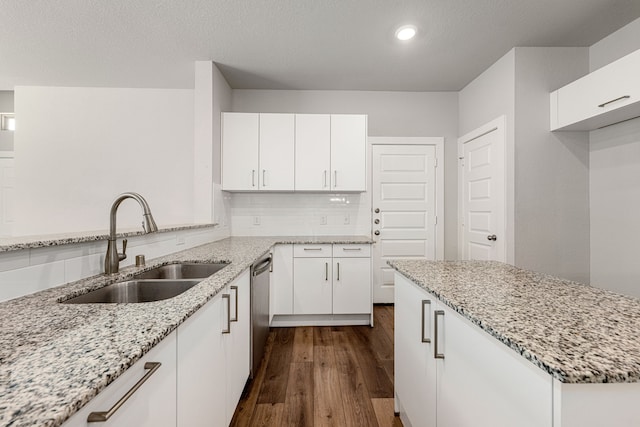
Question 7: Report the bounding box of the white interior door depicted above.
[372,144,437,303]
[459,119,506,261]
[0,157,15,237]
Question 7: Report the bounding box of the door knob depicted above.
[487,234,497,241]
[374,219,380,224]
[374,208,380,213]
[374,230,380,236]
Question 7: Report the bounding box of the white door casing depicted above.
[370,138,444,304]
[458,117,506,262]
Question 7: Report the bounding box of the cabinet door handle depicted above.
[222,294,231,334]
[336,262,340,281]
[421,300,431,343]
[230,286,238,322]
[87,362,162,422]
[251,170,256,187]
[434,310,445,359]
[334,170,338,187]
[269,252,273,272]
[324,170,328,188]
[262,169,266,186]
[325,262,328,281]
[598,95,630,108]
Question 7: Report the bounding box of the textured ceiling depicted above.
[1,0,639,91]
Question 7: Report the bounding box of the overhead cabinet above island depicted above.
[222,112,367,192]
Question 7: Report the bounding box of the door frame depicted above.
[457,116,509,262]
[369,136,445,260]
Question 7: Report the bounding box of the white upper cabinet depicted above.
[551,48,640,131]
[222,112,295,191]
[259,113,295,191]
[330,114,367,191]
[295,114,331,191]
[222,112,259,191]
[223,112,367,192]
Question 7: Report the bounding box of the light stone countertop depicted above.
[0,235,372,427]
[389,260,640,384]
[0,223,218,252]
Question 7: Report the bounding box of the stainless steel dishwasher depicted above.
[250,252,272,378]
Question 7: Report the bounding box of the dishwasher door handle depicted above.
[253,256,273,276]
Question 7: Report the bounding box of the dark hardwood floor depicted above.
[230,305,403,427]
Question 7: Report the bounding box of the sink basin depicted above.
[133,262,228,280]
[61,279,201,304]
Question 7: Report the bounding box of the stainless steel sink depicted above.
[133,262,228,280]
[61,279,201,304]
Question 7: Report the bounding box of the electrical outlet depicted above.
[344,214,350,225]
[320,215,327,225]
[253,216,261,225]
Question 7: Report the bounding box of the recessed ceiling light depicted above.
[395,25,417,41]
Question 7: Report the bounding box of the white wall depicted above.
[230,90,459,257]
[459,48,590,282]
[589,17,640,72]
[514,47,590,283]
[590,118,640,297]
[459,50,516,263]
[13,86,194,236]
[589,17,640,297]
[193,61,232,239]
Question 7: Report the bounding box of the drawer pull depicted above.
[342,247,362,251]
[434,310,445,359]
[421,300,431,343]
[222,294,231,334]
[598,95,630,108]
[303,248,323,251]
[230,286,238,322]
[87,362,161,422]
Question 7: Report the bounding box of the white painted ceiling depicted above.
[1,0,640,91]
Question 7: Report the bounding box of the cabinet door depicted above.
[435,303,552,427]
[222,113,259,191]
[177,294,226,427]
[295,114,331,191]
[293,257,332,314]
[271,244,294,316]
[330,114,367,191]
[259,113,295,191]
[63,332,177,427]
[394,273,436,427]
[554,49,640,130]
[333,257,371,314]
[226,269,251,425]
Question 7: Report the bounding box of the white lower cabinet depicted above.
[395,272,552,427]
[176,269,251,427]
[291,244,371,316]
[63,331,177,427]
[271,244,294,316]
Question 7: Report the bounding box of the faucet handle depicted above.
[119,239,128,261]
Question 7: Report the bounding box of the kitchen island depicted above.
[390,260,640,427]
[0,235,371,427]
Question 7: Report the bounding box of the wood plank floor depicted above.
[231,305,403,427]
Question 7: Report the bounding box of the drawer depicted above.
[333,244,371,257]
[294,244,332,257]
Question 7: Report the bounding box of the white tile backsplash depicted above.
[0,226,227,302]
[229,193,372,236]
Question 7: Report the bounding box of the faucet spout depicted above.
[105,192,158,275]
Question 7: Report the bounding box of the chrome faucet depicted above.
[105,192,158,274]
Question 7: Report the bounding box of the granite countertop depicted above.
[0,223,218,252]
[0,235,372,427]
[389,260,640,385]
